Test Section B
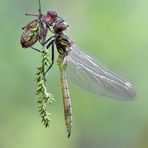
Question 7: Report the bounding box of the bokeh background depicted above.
[0,0,148,148]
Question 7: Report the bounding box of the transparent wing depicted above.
[66,44,136,100]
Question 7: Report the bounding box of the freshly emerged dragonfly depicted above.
[40,18,136,137]
[20,0,136,138]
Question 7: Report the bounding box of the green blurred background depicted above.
[0,0,147,148]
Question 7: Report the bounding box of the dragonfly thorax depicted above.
[55,33,72,55]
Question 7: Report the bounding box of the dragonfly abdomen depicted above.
[60,71,72,138]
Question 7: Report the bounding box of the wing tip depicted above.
[119,86,136,101]
[127,89,137,100]
[125,82,137,100]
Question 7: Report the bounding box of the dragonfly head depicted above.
[53,19,69,34]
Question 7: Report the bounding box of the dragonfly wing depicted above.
[66,44,136,100]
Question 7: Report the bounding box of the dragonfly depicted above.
[20,0,136,138]
[40,18,136,138]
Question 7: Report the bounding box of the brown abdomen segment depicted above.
[20,19,41,48]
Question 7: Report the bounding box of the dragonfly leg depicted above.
[46,39,54,49]
[44,40,55,75]
[41,36,55,46]
[30,46,43,53]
